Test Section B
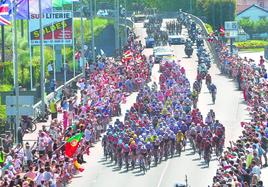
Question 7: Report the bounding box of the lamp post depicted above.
[12,1,19,143]
[38,0,46,120]
[114,0,120,54]
[90,0,95,64]
[80,6,86,77]
[190,0,193,13]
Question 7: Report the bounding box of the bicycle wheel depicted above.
[30,123,37,132]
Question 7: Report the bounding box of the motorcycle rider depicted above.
[184,39,193,58]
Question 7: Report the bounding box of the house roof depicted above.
[237,4,268,16]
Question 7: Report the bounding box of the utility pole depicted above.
[81,6,86,77]
[94,0,96,16]
[114,0,120,54]
[90,0,95,64]
[1,25,4,62]
[190,0,193,13]
[39,0,46,118]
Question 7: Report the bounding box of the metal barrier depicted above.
[265,46,268,60]
[120,17,134,28]
[32,73,83,119]
[182,11,218,64]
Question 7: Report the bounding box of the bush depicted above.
[0,84,12,92]
[205,23,213,34]
[0,84,12,117]
[0,105,6,119]
[235,40,268,49]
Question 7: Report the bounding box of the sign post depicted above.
[6,96,34,143]
[224,21,238,55]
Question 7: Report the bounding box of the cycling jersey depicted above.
[209,84,217,93]
[176,133,184,142]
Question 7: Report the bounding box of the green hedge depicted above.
[235,40,268,49]
[0,105,6,119]
[0,84,12,119]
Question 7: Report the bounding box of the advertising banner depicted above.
[29,12,73,45]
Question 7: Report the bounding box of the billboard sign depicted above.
[29,12,73,45]
[225,30,238,38]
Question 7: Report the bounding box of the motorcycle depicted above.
[184,46,193,58]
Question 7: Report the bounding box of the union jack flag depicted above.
[0,0,11,25]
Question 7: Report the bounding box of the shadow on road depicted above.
[135,173,145,177]
[192,158,201,161]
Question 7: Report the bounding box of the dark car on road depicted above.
[145,37,155,48]
[168,35,186,45]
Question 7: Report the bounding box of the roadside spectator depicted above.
[49,99,57,119]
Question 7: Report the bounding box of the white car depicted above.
[97,10,109,17]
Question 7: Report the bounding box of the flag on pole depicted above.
[122,50,133,63]
[65,133,83,157]
[0,0,30,25]
[0,2,9,15]
[29,0,52,14]
[0,0,11,25]
[52,0,73,7]
[15,0,29,19]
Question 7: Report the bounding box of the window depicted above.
[259,1,264,7]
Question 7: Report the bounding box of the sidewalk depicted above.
[238,51,267,68]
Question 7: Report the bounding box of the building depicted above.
[237,4,268,21]
[237,0,268,13]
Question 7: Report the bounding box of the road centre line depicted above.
[156,159,170,187]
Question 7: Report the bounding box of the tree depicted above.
[199,0,236,30]
[239,18,268,38]
[240,18,256,38]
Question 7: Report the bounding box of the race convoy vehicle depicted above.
[153,46,175,63]
[168,35,186,45]
[145,37,155,48]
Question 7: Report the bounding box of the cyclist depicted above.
[209,83,217,104]
[176,130,185,155]
[205,74,212,89]
[123,144,130,170]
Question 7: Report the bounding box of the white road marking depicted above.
[156,159,170,187]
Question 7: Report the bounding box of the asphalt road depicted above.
[69,20,253,187]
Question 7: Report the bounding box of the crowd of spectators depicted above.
[0,32,151,187]
[211,38,268,187]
